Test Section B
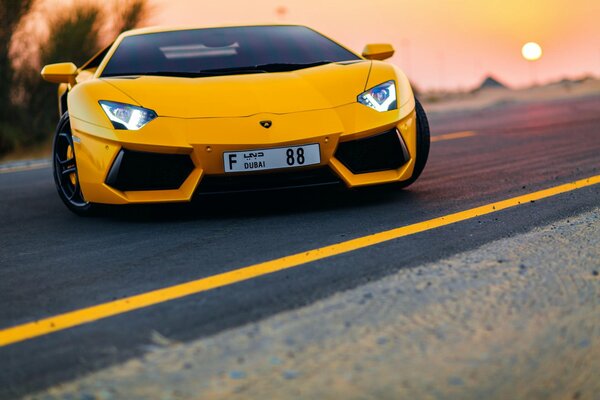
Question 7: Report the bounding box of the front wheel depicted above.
[397,98,430,188]
[52,113,96,216]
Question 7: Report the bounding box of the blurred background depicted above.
[1,0,598,160]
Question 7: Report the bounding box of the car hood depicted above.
[101,61,371,118]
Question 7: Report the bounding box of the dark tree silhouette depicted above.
[0,0,35,153]
[17,3,104,147]
[113,0,150,34]
[0,0,150,156]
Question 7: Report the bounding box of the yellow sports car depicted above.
[41,25,429,215]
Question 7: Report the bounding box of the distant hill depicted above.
[553,75,595,86]
[474,76,508,91]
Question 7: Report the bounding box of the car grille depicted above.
[196,166,342,194]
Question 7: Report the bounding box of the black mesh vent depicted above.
[197,167,341,194]
[335,129,408,174]
[106,149,194,191]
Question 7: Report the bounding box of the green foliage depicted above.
[0,0,149,157]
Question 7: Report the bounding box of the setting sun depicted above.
[522,42,543,61]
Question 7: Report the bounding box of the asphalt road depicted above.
[1,95,599,398]
[40,207,600,399]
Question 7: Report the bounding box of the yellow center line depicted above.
[0,174,599,348]
[431,131,477,142]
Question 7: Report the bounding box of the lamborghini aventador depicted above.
[41,25,430,215]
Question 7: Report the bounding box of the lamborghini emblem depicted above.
[260,120,272,129]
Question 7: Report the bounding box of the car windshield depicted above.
[101,25,361,78]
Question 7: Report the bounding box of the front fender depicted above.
[67,79,140,130]
[365,61,415,120]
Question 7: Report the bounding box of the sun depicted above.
[522,42,543,61]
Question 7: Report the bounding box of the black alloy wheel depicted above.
[52,113,95,215]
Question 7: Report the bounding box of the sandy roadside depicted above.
[422,78,600,114]
[32,208,600,400]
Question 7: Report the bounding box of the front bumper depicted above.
[70,103,417,204]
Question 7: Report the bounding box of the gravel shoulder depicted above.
[32,208,600,400]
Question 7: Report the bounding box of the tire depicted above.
[397,98,430,188]
[52,113,97,216]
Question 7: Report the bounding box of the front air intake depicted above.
[334,128,409,174]
[106,149,194,191]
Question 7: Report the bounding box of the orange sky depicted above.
[149,0,600,90]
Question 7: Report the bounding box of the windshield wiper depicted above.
[102,71,225,78]
[101,61,333,78]
[200,61,333,74]
[253,61,333,72]
[194,67,268,75]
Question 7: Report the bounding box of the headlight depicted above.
[99,101,157,130]
[357,80,397,112]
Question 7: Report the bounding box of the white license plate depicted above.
[223,144,320,173]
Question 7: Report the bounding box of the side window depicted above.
[80,44,112,71]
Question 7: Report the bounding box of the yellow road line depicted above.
[0,161,51,174]
[431,131,477,142]
[1,174,599,348]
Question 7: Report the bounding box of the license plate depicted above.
[223,144,320,173]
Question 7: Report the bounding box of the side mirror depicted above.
[362,44,395,61]
[41,62,78,85]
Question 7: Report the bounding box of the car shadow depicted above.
[99,184,419,223]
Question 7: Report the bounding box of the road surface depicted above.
[0,95,599,399]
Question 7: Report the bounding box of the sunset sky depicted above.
[148,0,600,90]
